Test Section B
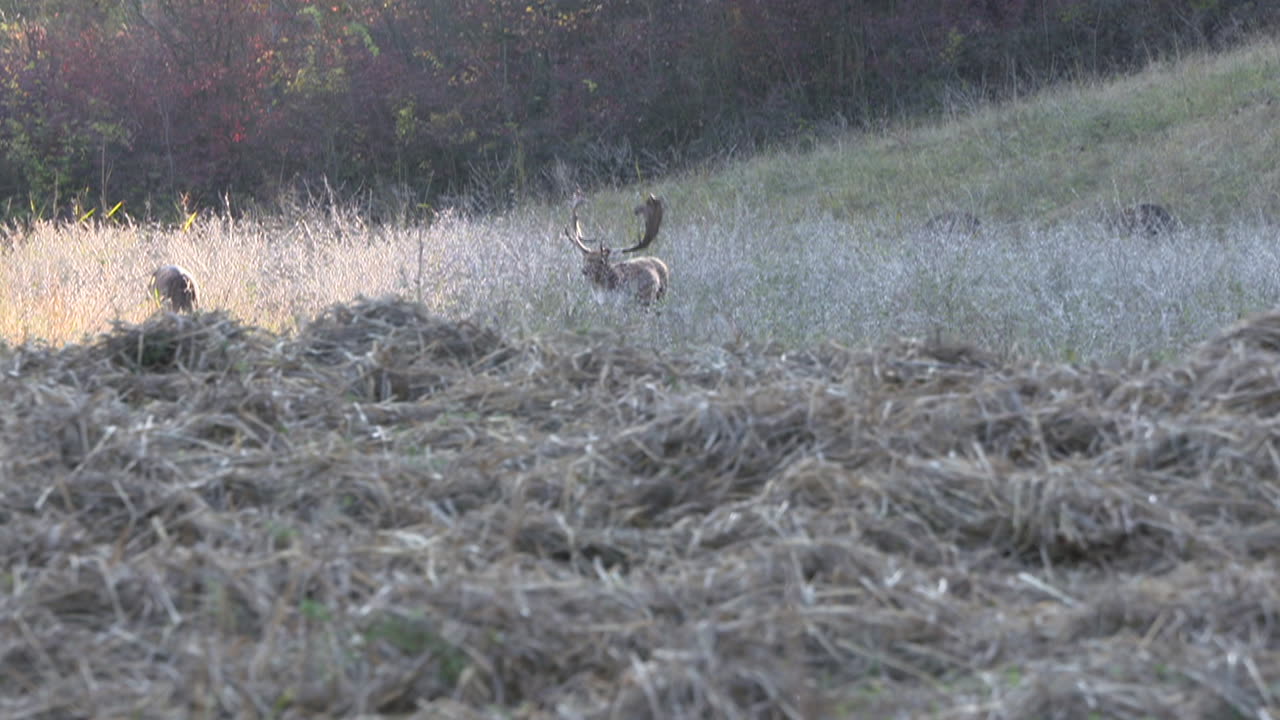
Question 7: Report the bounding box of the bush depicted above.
[1,0,1277,220]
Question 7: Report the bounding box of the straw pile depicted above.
[2,297,1278,719]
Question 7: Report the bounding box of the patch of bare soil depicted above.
[2,297,1279,719]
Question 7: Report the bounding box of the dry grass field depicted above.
[5,199,1280,364]
[2,300,1280,718]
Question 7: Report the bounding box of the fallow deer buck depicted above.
[924,210,982,236]
[1108,203,1179,238]
[149,264,199,313]
[566,194,670,307]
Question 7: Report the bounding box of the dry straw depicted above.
[2,297,1279,718]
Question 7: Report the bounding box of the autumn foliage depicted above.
[0,0,1274,219]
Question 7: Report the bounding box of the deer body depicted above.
[149,264,199,313]
[580,248,669,305]
[1111,203,1178,237]
[567,194,670,307]
[924,211,981,236]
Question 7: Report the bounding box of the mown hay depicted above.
[297,296,515,402]
[2,297,1279,719]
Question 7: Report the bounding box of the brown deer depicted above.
[566,194,670,307]
[924,210,982,236]
[149,264,199,313]
[1109,203,1179,238]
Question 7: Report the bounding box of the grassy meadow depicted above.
[4,35,1280,360]
[5,32,1280,720]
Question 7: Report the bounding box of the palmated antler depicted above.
[621,194,663,254]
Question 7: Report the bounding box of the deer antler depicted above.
[564,196,594,253]
[621,194,663,254]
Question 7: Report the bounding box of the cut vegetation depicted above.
[3,300,1280,717]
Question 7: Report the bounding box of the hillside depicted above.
[733,32,1280,227]
[3,35,1280,360]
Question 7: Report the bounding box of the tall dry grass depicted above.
[3,201,1277,363]
[3,33,1279,359]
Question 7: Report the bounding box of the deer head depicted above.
[149,264,199,313]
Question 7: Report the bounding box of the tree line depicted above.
[0,0,1274,221]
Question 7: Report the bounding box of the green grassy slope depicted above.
[559,33,1280,359]
[686,33,1280,226]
